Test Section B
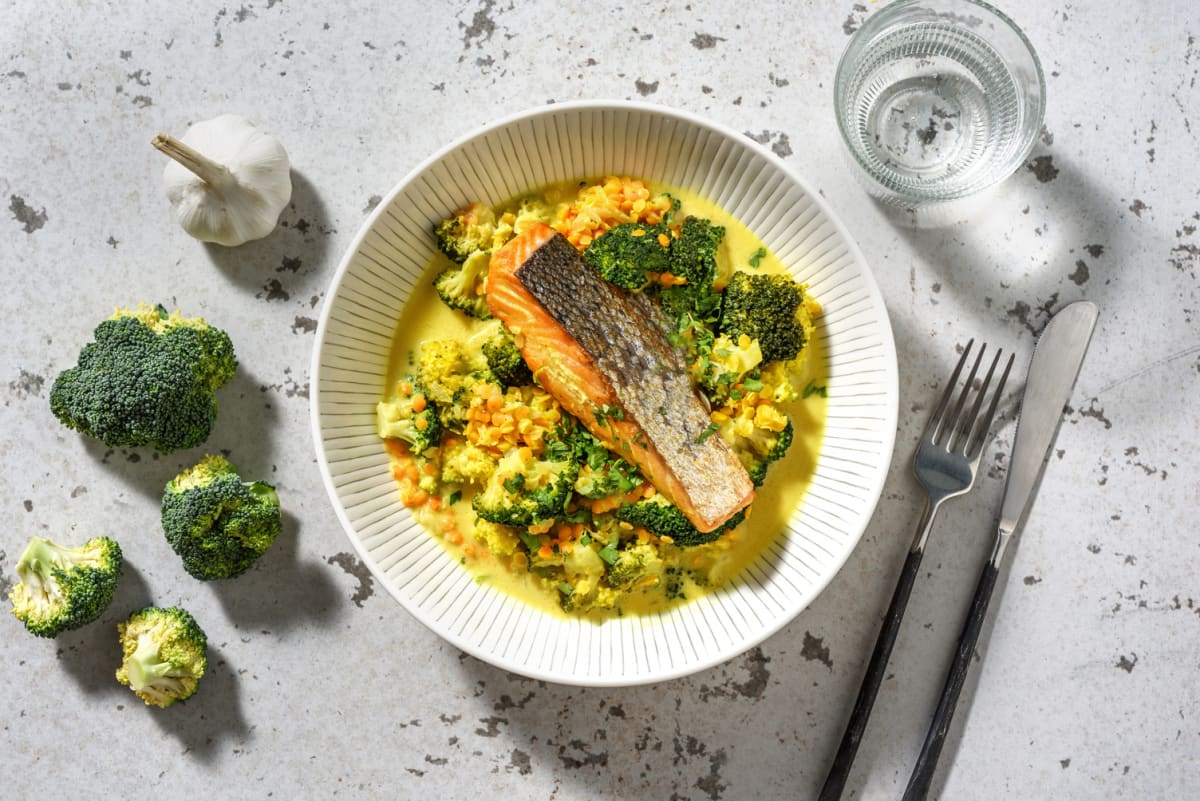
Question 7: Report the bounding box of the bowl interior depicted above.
[311,102,898,686]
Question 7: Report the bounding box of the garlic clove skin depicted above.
[157,114,292,247]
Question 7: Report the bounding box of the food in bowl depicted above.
[375,176,827,618]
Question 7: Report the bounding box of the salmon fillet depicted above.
[487,223,754,533]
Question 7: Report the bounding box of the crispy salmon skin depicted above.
[487,223,754,532]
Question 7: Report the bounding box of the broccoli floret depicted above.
[583,222,673,290]
[434,202,496,264]
[614,494,745,547]
[472,449,579,527]
[434,250,493,319]
[49,303,236,453]
[376,376,441,454]
[667,216,724,288]
[161,454,282,580]
[115,606,207,708]
[481,325,533,387]
[8,536,122,637]
[606,542,665,589]
[719,271,815,363]
[657,217,726,325]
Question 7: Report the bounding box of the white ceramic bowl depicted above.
[311,101,898,686]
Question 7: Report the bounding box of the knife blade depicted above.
[997,300,1099,543]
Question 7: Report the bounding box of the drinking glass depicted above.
[835,0,1045,209]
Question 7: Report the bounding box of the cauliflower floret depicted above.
[440,438,497,485]
[472,518,522,558]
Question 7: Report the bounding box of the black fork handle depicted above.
[818,495,942,801]
[901,553,1001,801]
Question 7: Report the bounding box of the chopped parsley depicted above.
[803,379,828,399]
[517,530,542,553]
[696,422,720,443]
[748,246,767,268]
[597,541,619,566]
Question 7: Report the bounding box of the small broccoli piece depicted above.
[481,325,533,387]
[583,222,673,290]
[49,303,236,453]
[606,542,665,590]
[657,217,726,325]
[614,494,745,547]
[434,202,496,264]
[115,607,207,708]
[376,376,441,454]
[8,536,122,637]
[719,271,815,363]
[434,250,493,319]
[161,454,282,580]
[472,449,580,527]
[667,216,725,288]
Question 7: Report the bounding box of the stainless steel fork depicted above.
[818,339,1014,801]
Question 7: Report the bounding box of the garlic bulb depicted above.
[153,114,292,247]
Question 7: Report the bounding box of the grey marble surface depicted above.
[1,1,1196,799]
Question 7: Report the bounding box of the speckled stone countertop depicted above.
[2,2,1196,799]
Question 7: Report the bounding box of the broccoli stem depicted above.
[152,134,234,189]
[124,635,175,692]
[14,537,58,595]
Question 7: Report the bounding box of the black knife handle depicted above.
[902,558,1001,801]
[818,545,926,801]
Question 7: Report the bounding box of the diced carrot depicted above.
[537,544,554,559]
[657,233,670,247]
[397,380,413,396]
[412,394,427,413]
[447,530,464,546]
[415,417,429,431]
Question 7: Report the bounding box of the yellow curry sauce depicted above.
[382,180,828,620]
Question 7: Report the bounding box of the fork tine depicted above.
[965,351,1015,460]
[941,343,986,448]
[952,347,1002,454]
[927,339,974,443]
